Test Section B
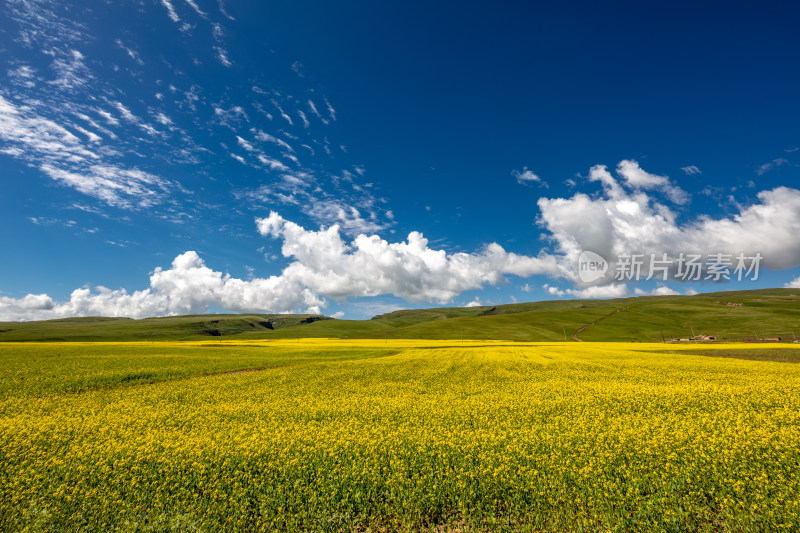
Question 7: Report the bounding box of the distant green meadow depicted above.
[1,288,799,343]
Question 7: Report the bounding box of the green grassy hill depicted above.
[0,313,331,342]
[1,288,799,342]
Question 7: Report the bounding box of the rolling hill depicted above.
[1,288,798,342]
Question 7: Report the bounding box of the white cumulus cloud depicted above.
[1,213,569,320]
[785,276,800,289]
[634,285,680,296]
[256,212,566,304]
[566,283,629,299]
[538,161,800,284]
[0,251,322,321]
[615,159,689,205]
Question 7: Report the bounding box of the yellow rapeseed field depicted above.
[1,340,799,531]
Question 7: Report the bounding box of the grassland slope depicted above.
[1,288,798,342]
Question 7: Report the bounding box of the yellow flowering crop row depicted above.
[1,341,798,531]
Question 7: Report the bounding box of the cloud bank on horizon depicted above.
[4,158,800,321]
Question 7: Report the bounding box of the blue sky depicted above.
[1,0,800,320]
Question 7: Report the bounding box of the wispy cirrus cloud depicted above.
[0,94,175,208]
[235,135,291,171]
[253,129,294,152]
[307,99,329,125]
[159,0,181,24]
[40,164,173,209]
[184,0,207,18]
[215,47,232,67]
[680,165,701,175]
[3,0,396,241]
[115,39,145,66]
[7,0,89,49]
[272,99,294,125]
[49,50,92,91]
[324,97,336,121]
[757,157,789,176]
[305,199,390,235]
[512,166,545,187]
[297,109,310,128]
